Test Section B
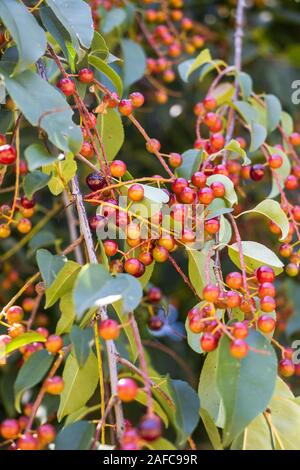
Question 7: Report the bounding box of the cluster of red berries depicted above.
[0,417,56,450]
[120,414,162,450]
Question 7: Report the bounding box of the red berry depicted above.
[138,415,162,442]
[138,251,153,266]
[203,284,220,302]
[78,68,94,83]
[191,171,206,188]
[210,133,225,151]
[250,164,265,181]
[129,92,144,108]
[257,314,276,333]
[89,215,106,231]
[20,196,36,209]
[80,141,94,159]
[189,313,205,334]
[99,319,119,340]
[158,235,175,251]
[110,160,127,178]
[226,290,241,308]
[279,358,295,377]
[203,96,217,111]
[86,172,106,191]
[17,433,39,450]
[117,378,138,402]
[201,332,218,352]
[6,305,24,324]
[230,339,249,359]
[148,315,164,331]
[204,112,218,128]
[179,187,196,204]
[103,240,118,257]
[146,138,161,153]
[198,187,214,205]
[45,376,64,395]
[45,334,63,354]
[57,78,76,96]
[17,218,32,234]
[226,272,243,290]
[260,296,276,313]
[169,152,182,168]
[1,419,20,439]
[268,154,283,169]
[286,263,299,277]
[128,183,144,201]
[256,266,275,284]
[289,132,300,146]
[124,258,144,277]
[152,245,169,263]
[210,181,225,198]
[258,282,276,298]
[0,144,16,165]
[8,322,26,338]
[284,175,298,190]
[37,423,56,446]
[232,322,248,339]
[103,92,119,108]
[171,177,188,195]
[204,218,220,235]
[118,99,133,116]
[147,287,162,303]
[86,112,97,129]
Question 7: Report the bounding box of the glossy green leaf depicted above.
[187,248,216,297]
[265,94,282,133]
[91,31,109,60]
[228,241,284,275]
[113,300,138,361]
[58,352,99,421]
[55,420,95,450]
[250,122,267,152]
[70,325,93,368]
[40,5,71,59]
[36,249,66,288]
[101,7,126,34]
[239,199,289,241]
[216,330,277,446]
[43,154,77,196]
[121,39,146,88]
[28,231,56,252]
[56,292,76,335]
[88,55,123,97]
[97,109,124,161]
[281,111,294,136]
[175,149,202,180]
[187,49,212,79]
[14,350,54,412]
[233,101,258,124]
[25,143,57,171]
[224,139,250,165]
[45,260,81,308]
[0,64,82,153]
[5,332,47,355]
[23,170,51,199]
[200,408,223,450]
[0,0,46,73]
[211,83,235,105]
[237,72,253,100]
[135,390,169,427]
[266,145,291,199]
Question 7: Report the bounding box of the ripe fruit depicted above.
[146,138,161,153]
[80,141,94,158]
[286,263,299,277]
[20,196,35,209]
[232,322,248,339]
[37,423,56,446]
[147,287,162,303]
[171,177,188,195]
[1,419,20,439]
[179,187,196,204]
[0,144,16,165]
[226,290,241,308]
[250,164,265,181]
[110,160,127,178]
[230,339,249,359]
[78,68,94,83]
[138,414,162,442]
[279,243,293,258]
[86,172,106,191]
[268,154,283,169]
[129,92,145,108]
[200,333,218,352]
[117,378,138,402]
[257,314,276,333]
[86,112,97,129]
[17,218,32,234]
[189,313,205,333]
[124,258,144,277]
[6,305,24,324]
[289,132,300,146]
[17,433,39,450]
[8,322,25,338]
[152,245,169,263]
[210,181,225,198]
[198,187,214,205]
[89,215,106,231]
[278,358,295,377]
[256,266,275,284]
[118,99,133,116]
[139,251,153,266]
[128,184,144,201]
[0,224,11,238]
[57,78,76,96]
[103,240,118,257]
[210,133,225,151]
[258,282,276,298]
[158,235,175,251]
[260,296,276,312]
[226,272,243,290]
[99,319,120,340]
[203,96,217,111]
[169,152,182,168]
[204,218,220,235]
[203,284,220,302]
[45,334,63,354]
[284,175,298,190]
[45,376,64,395]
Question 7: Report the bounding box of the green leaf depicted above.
[249,122,267,152]
[46,0,94,55]
[56,292,75,335]
[210,83,235,105]
[73,264,143,319]
[281,111,294,136]
[240,199,289,241]
[70,326,93,368]
[198,351,225,427]
[146,438,176,450]
[121,39,146,88]
[200,408,223,450]
[265,94,282,133]
[55,420,95,450]
[228,241,284,275]
[25,143,57,171]
[91,31,109,60]
[175,149,202,180]
[168,379,200,446]
[187,49,212,80]
[206,174,237,207]
[233,101,258,124]
[14,350,54,413]
[28,231,56,252]
[224,139,250,165]
[64,404,100,427]
[102,7,126,34]
[36,249,66,288]
[266,145,291,199]
[97,109,124,161]
[185,304,204,354]
[0,64,82,153]
[187,248,215,297]
[0,0,46,73]
[43,154,77,196]
[23,170,51,199]
[236,72,253,100]
[138,262,155,289]
[45,261,81,308]
[58,352,99,421]
[113,300,138,361]
[135,390,169,427]
[88,55,123,97]
[218,215,232,246]
[40,5,72,59]
[5,332,47,355]
[216,330,277,446]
